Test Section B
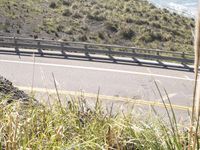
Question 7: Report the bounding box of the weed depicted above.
[62,8,72,16]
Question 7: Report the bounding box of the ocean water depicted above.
[148,0,198,17]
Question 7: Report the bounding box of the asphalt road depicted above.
[0,47,195,112]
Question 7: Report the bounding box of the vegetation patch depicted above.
[0,95,192,149]
[120,27,135,40]
[0,0,195,53]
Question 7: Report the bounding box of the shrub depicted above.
[150,32,162,41]
[62,8,72,16]
[98,32,105,40]
[162,26,183,36]
[49,2,57,9]
[162,32,173,41]
[71,4,78,9]
[62,0,72,6]
[57,25,65,32]
[124,7,132,13]
[151,22,161,28]
[139,34,154,43]
[78,34,88,41]
[125,17,134,23]
[162,15,169,22]
[80,25,89,31]
[87,13,106,21]
[72,11,83,18]
[105,22,118,32]
[120,27,135,40]
[134,19,149,25]
[65,27,74,35]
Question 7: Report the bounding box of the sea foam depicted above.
[148,0,198,18]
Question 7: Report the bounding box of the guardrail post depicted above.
[181,52,187,65]
[37,41,40,49]
[84,44,89,56]
[108,47,116,62]
[108,47,114,59]
[60,42,67,57]
[156,51,160,61]
[14,37,19,52]
[84,44,92,60]
[61,42,64,52]
[132,49,140,63]
[108,47,112,56]
[37,41,43,56]
[182,52,185,59]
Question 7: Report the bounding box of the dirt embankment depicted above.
[0,76,31,103]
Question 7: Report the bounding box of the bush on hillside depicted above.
[120,27,135,40]
[105,22,118,32]
[62,0,72,6]
[62,9,72,16]
[49,2,57,9]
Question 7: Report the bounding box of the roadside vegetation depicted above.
[0,95,193,150]
[0,0,195,53]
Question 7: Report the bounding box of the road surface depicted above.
[0,47,195,114]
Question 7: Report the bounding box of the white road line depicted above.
[0,59,194,81]
[184,75,192,80]
[156,93,177,102]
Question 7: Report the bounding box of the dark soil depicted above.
[0,76,30,103]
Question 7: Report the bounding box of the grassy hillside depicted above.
[0,0,195,53]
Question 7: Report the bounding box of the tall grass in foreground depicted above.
[190,1,200,150]
[0,96,191,150]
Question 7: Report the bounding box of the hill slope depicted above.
[0,0,195,53]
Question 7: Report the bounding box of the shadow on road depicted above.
[0,47,194,73]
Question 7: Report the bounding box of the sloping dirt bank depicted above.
[0,76,31,103]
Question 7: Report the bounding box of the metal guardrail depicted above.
[0,36,194,64]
